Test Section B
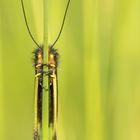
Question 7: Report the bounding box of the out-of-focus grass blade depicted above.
[0,21,4,140]
[83,0,103,140]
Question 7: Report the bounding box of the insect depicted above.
[21,0,70,140]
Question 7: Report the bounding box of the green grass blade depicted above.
[42,0,48,140]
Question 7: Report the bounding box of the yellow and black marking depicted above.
[33,47,43,140]
[48,46,59,140]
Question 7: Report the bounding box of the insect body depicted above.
[33,46,59,140]
[33,45,59,140]
[21,0,70,140]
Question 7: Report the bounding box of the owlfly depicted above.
[21,0,70,139]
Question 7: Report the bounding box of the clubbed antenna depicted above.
[21,0,40,48]
[51,0,71,47]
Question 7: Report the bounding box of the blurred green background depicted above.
[1,0,140,140]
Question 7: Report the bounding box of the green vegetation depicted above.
[0,0,140,140]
